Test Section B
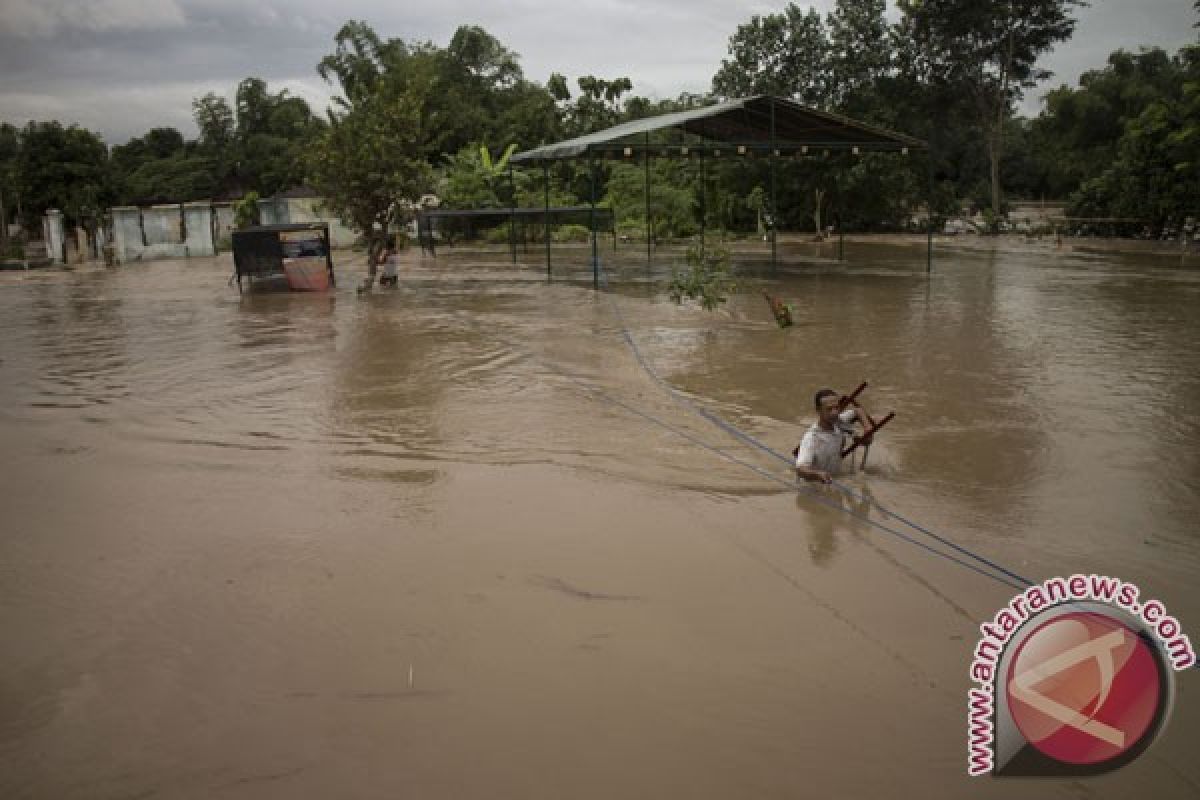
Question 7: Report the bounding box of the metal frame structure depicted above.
[231,222,335,293]
[510,95,933,286]
[416,206,616,268]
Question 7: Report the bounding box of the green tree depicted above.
[1030,48,1183,199]
[192,92,236,190]
[230,77,323,196]
[441,143,520,210]
[16,121,111,229]
[1067,44,1200,229]
[604,159,698,240]
[0,123,19,250]
[432,25,523,156]
[711,4,830,105]
[111,126,217,204]
[898,0,1084,219]
[826,0,891,116]
[311,20,436,289]
[563,75,634,135]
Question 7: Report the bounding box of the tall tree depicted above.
[567,75,633,134]
[192,92,236,189]
[1029,48,1176,199]
[898,0,1084,219]
[826,0,891,116]
[16,121,111,229]
[111,126,216,204]
[1066,43,1200,228]
[0,123,19,250]
[311,20,435,289]
[230,77,322,196]
[711,4,830,106]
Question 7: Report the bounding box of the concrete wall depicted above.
[212,203,235,251]
[183,202,214,257]
[111,207,141,264]
[278,198,358,248]
[106,196,358,264]
[257,196,286,226]
[1008,202,1066,231]
[110,204,216,263]
[43,209,64,265]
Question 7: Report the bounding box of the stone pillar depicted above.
[211,203,235,251]
[257,196,287,226]
[44,209,64,265]
[110,206,141,264]
[183,202,215,257]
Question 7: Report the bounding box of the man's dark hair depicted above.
[814,388,837,409]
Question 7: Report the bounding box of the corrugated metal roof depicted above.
[511,95,925,163]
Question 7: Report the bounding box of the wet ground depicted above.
[1,238,1198,798]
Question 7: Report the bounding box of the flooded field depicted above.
[1,238,1198,798]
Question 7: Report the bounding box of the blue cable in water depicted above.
[591,260,1198,670]
[597,261,1057,592]
[549,365,1029,592]
[593,267,1031,589]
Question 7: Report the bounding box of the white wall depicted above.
[43,209,64,265]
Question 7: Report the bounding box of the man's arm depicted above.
[795,463,832,484]
[794,433,832,483]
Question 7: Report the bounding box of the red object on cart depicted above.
[283,257,331,291]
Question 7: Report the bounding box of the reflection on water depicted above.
[2,245,1198,571]
[2,242,1199,799]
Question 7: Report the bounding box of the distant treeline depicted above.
[1,1,1197,244]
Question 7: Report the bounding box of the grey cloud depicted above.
[0,0,1194,143]
[0,0,187,38]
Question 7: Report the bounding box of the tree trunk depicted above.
[0,186,8,252]
[362,235,381,291]
[988,128,1002,224]
[813,188,825,239]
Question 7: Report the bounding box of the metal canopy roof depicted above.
[511,95,925,163]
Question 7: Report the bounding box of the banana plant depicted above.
[479,143,518,178]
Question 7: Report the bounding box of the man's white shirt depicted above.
[795,409,857,474]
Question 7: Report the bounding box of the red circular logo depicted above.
[1006,612,1162,765]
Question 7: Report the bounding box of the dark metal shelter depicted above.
[508,94,931,285]
[416,206,615,259]
[232,222,335,293]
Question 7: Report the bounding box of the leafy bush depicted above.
[484,223,513,244]
[233,192,260,229]
[552,224,591,243]
[668,241,736,311]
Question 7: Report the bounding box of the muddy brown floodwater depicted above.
[1,239,1198,799]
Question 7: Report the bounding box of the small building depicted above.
[231,223,336,293]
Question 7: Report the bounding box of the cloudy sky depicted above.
[0,0,1196,145]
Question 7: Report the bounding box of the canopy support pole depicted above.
[770,96,778,270]
[700,143,707,263]
[543,161,551,279]
[508,164,517,265]
[926,149,934,274]
[644,131,652,264]
[589,151,598,289]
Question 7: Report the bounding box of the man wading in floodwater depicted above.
[794,388,872,483]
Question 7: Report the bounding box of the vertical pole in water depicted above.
[700,144,707,263]
[644,131,652,264]
[543,160,551,279]
[769,96,778,270]
[508,164,517,264]
[836,159,845,262]
[926,147,934,274]
[589,150,598,289]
